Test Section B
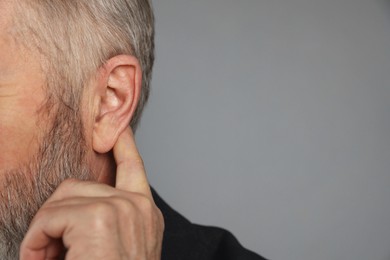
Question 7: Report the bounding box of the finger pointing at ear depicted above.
[113,127,152,198]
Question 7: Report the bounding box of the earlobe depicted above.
[92,55,142,154]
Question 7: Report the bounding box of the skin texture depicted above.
[0,1,164,259]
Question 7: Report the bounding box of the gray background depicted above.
[136,0,390,259]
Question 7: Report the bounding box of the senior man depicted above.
[0,0,264,259]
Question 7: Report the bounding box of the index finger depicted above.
[113,127,152,198]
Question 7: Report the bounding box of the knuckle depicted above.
[30,205,53,225]
[57,178,79,191]
[89,201,115,217]
[31,208,46,222]
[87,201,116,230]
[134,196,162,227]
[136,195,154,213]
[111,196,135,215]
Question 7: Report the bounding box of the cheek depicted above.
[0,94,43,171]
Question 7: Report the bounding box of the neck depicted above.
[91,151,116,186]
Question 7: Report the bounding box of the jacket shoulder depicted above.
[152,188,266,260]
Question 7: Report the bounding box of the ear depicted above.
[92,55,142,154]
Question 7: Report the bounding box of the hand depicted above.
[19,128,164,260]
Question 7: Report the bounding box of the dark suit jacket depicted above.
[152,189,267,260]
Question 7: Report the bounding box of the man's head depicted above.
[12,0,155,131]
[0,0,154,257]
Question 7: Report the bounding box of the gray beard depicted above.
[0,110,96,259]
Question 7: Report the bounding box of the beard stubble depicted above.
[0,105,96,259]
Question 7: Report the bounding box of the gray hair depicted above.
[13,0,155,131]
